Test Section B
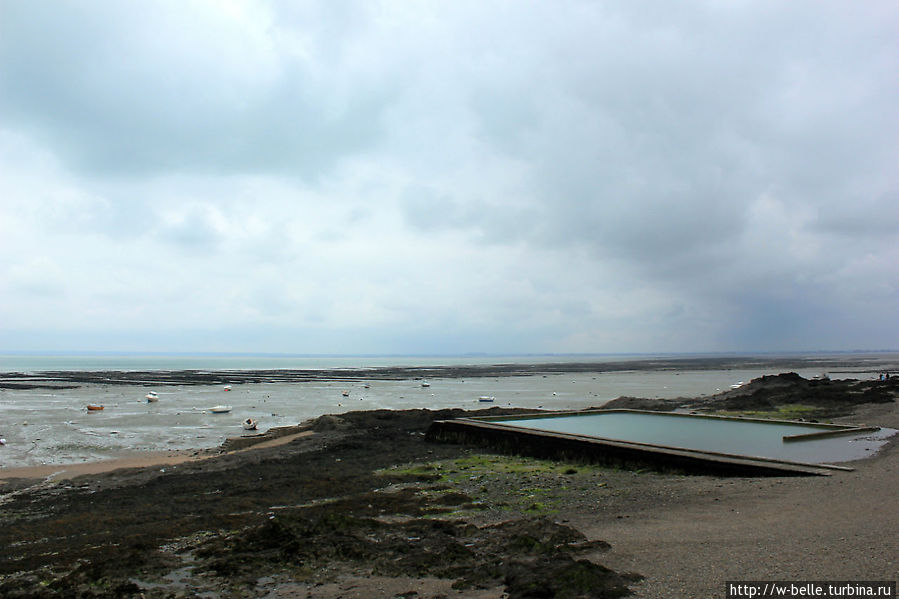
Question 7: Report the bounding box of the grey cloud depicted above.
[400,185,539,246]
[1,1,897,353]
[400,186,468,232]
[154,204,225,249]
[460,2,897,280]
[813,193,899,239]
[0,2,390,179]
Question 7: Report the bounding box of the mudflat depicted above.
[1,374,897,598]
[2,354,895,388]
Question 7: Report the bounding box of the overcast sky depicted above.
[1,1,897,355]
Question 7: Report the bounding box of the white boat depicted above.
[209,405,232,414]
[223,385,232,392]
[478,396,495,403]
[242,418,258,431]
[421,381,430,387]
[342,390,350,397]
[146,391,159,402]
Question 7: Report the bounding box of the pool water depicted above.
[488,411,895,465]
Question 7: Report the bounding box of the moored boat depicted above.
[242,418,258,430]
[209,405,232,414]
[86,404,104,411]
[146,391,159,402]
[478,396,495,403]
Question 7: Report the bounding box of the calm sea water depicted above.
[0,353,894,470]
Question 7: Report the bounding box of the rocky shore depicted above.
[1,372,897,598]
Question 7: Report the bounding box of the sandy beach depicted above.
[0,431,313,484]
[1,372,897,598]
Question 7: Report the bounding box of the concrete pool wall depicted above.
[426,409,883,477]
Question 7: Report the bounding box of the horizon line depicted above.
[2,349,898,358]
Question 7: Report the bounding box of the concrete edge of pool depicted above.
[426,409,883,477]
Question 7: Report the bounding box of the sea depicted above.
[1,352,896,470]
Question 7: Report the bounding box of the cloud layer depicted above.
[1,1,897,354]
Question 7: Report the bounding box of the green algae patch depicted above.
[376,453,610,519]
[711,404,820,420]
[380,453,607,483]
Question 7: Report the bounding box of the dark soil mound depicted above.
[196,512,638,597]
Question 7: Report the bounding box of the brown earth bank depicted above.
[0,374,897,598]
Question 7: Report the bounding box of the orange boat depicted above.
[86,404,104,411]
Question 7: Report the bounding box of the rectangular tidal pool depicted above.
[484,410,893,465]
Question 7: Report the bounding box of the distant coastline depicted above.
[3,352,898,384]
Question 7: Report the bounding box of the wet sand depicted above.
[0,450,209,482]
[0,430,313,483]
[5,355,896,471]
[4,353,897,388]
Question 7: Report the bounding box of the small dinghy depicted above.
[209,405,232,414]
[86,404,105,411]
[146,391,159,402]
[242,418,258,431]
[478,396,495,403]
[223,385,232,391]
